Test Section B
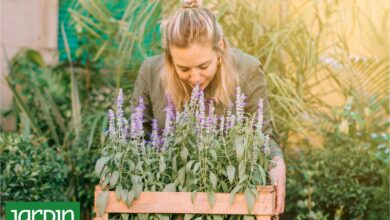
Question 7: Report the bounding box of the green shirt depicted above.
[130,48,284,159]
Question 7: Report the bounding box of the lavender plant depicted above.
[95,85,272,216]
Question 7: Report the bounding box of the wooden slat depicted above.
[94,185,275,216]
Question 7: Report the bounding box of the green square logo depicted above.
[5,202,80,220]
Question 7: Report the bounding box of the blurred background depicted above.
[0,0,389,219]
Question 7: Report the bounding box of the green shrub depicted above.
[0,133,67,206]
[286,97,389,219]
[289,145,386,219]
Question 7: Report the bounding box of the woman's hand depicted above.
[269,156,286,215]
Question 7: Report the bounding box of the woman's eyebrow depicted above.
[176,60,212,68]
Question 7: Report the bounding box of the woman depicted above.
[130,0,285,215]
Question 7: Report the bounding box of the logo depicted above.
[6,202,80,220]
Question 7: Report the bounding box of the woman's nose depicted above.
[190,71,202,83]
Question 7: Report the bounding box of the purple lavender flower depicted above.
[163,95,176,139]
[226,101,233,118]
[122,117,129,140]
[108,109,116,138]
[197,89,206,133]
[235,87,246,124]
[206,99,217,133]
[190,84,201,109]
[175,111,182,124]
[219,116,225,136]
[226,115,236,130]
[256,99,264,132]
[150,119,161,150]
[130,113,138,139]
[130,97,145,139]
[225,101,235,130]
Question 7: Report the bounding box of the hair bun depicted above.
[181,0,203,8]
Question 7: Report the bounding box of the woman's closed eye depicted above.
[180,66,207,72]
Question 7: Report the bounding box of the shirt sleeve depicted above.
[244,63,284,160]
[130,59,154,136]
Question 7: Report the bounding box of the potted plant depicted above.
[94,86,278,220]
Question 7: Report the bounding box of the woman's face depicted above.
[170,43,219,90]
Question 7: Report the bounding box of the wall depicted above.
[0,0,58,131]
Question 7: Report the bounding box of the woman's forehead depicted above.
[170,43,215,67]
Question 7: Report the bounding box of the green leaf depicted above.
[250,188,259,199]
[34,89,60,146]
[191,191,197,205]
[109,171,119,188]
[178,167,186,185]
[157,214,170,220]
[184,214,195,220]
[62,22,82,138]
[121,214,129,220]
[115,184,122,201]
[186,160,195,172]
[239,160,246,177]
[114,152,123,169]
[131,175,141,185]
[92,40,109,62]
[213,215,224,220]
[193,162,201,174]
[25,50,45,67]
[120,188,128,203]
[128,160,135,172]
[96,191,109,217]
[95,156,110,177]
[235,135,245,161]
[209,149,218,160]
[172,155,178,172]
[126,190,135,207]
[244,188,255,214]
[243,215,255,220]
[135,161,144,172]
[138,214,148,220]
[163,183,176,192]
[239,175,249,184]
[227,165,235,184]
[174,136,184,146]
[258,133,265,148]
[230,185,241,205]
[102,173,111,189]
[4,77,42,136]
[181,147,189,161]
[159,155,166,173]
[221,181,228,192]
[134,182,143,199]
[210,172,218,190]
[207,191,215,208]
[258,166,267,185]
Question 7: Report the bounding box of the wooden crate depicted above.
[94,185,279,220]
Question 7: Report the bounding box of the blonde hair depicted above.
[160,0,239,110]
